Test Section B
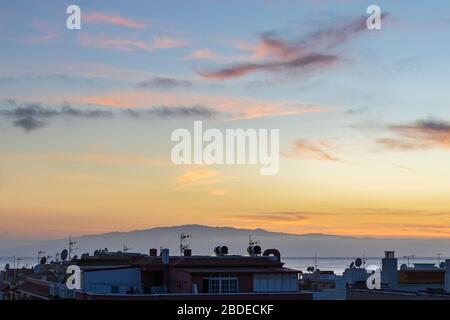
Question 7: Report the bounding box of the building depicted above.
[133,248,299,295]
[81,265,142,294]
[1,247,312,300]
[347,253,450,300]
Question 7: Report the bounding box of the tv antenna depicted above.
[438,253,443,264]
[249,234,261,246]
[69,236,77,260]
[123,244,132,252]
[180,233,191,256]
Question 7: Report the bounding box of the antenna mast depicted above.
[69,236,77,260]
[314,253,318,269]
[180,233,191,256]
[249,235,258,246]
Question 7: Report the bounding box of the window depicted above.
[111,285,119,294]
[203,274,238,294]
[209,279,220,293]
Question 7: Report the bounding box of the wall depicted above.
[253,273,298,292]
[82,267,142,294]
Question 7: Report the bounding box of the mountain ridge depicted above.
[1,224,449,257]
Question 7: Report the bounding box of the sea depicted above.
[0,256,444,275]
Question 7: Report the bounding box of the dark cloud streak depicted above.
[1,101,218,132]
[378,119,450,150]
[135,77,192,90]
[198,14,387,79]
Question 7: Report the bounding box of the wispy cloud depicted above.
[64,90,328,120]
[178,168,236,186]
[295,139,341,161]
[198,53,337,80]
[197,14,386,79]
[209,189,227,196]
[184,49,225,61]
[0,152,168,167]
[83,12,147,29]
[123,106,216,119]
[377,119,450,150]
[78,35,188,52]
[22,21,58,44]
[233,211,309,222]
[135,77,192,90]
[0,102,112,132]
[0,101,217,132]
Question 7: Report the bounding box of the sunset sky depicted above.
[1,0,450,244]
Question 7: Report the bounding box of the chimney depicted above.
[160,248,170,265]
[149,248,157,257]
[381,251,398,289]
[183,249,192,256]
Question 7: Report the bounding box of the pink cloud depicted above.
[184,49,224,61]
[22,21,58,44]
[84,12,147,29]
[295,139,341,161]
[197,15,384,79]
[78,35,188,52]
[61,90,328,120]
[152,36,188,49]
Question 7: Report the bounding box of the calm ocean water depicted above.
[0,256,444,275]
[283,257,444,274]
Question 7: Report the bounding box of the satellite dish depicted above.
[355,258,362,267]
[40,256,47,264]
[71,255,78,261]
[439,262,446,269]
[4,263,10,271]
[350,262,355,268]
[247,245,262,256]
[400,264,408,270]
[61,249,68,261]
[307,266,314,272]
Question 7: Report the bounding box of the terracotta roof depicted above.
[179,267,299,274]
[398,270,445,284]
[133,255,283,269]
[16,278,51,300]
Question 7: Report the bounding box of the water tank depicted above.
[214,246,229,256]
[247,245,262,256]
